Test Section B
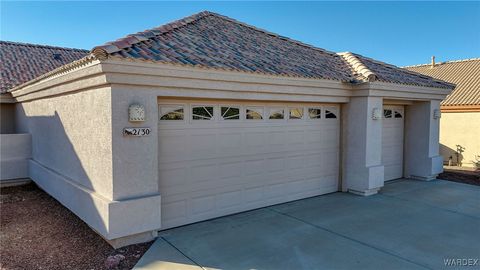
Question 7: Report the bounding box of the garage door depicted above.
[158,100,340,229]
[382,105,404,181]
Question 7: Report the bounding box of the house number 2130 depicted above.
[123,127,151,137]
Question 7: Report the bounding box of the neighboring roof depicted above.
[0,41,88,93]
[405,59,480,106]
[92,11,454,90]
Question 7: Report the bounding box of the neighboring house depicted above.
[3,11,454,247]
[0,41,88,133]
[0,41,88,184]
[405,58,480,168]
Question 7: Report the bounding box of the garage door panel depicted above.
[286,155,305,169]
[243,159,265,176]
[190,163,218,182]
[382,105,404,181]
[218,161,243,179]
[323,151,339,174]
[218,133,243,149]
[265,157,285,172]
[158,134,188,160]
[305,131,322,143]
[158,101,340,229]
[159,168,187,193]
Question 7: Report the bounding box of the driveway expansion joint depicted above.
[160,236,207,270]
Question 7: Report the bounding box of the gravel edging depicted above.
[0,183,152,270]
[438,168,480,186]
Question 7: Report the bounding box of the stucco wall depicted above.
[15,87,118,239]
[16,87,114,198]
[1,103,16,134]
[440,112,480,168]
[342,97,384,195]
[14,84,161,243]
[404,101,443,180]
[0,133,31,180]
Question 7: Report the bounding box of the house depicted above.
[0,41,88,133]
[2,11,454,247]
[405,58,480,168]
[0,41,88,184]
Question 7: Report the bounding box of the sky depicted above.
[1,1,479,66]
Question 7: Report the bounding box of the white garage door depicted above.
[158,100,340,229]
[382,105,404,181]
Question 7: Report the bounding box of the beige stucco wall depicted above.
[15,86,118,238]
[1,103,16,134]
[440,112,480,168]
[404,101,443,179]
[14,80,161,243]
[16,87,114,197]
[0,133,31,180]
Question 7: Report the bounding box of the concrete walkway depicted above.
[134,179,480,270]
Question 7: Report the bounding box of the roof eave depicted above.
[8,54,100,93]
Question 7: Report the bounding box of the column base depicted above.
[348,187,380,196]
[106,230,158,249]
[408,175,438,181]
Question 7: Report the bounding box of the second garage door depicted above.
[158,100,340,229]
[382,105,405,181]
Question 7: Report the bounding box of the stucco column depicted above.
[404,100,443,180]
[342,96,384,196]
[107,87,162,245]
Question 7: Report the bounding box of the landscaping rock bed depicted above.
[438,167,480,186]
[0,183,152,270]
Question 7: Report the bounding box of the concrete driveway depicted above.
[134,179,480,270]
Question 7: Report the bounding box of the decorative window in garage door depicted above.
[289,108,304,119]
[384,109,393,118]
[246,107,264,120]
[325,108,338,119]
[159,105,184,120]
[384,108,403,119]
[269,108,285,120]
[221,106,240,120]
[192,106,214,120]
[308,108,322,119]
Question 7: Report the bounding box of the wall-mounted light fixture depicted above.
[372,108,382,120]
[433,109,441,119]
[129,104,145,122]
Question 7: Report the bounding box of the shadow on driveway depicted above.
[135,179,480,270]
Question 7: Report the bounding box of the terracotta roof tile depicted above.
[0,41,88,93]
[92,11,356,82]
[92,11,454,89]
[339,52,455,89]
[405,59,480,106]
[3,11,455,93]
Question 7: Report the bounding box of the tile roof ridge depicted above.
[403,58,480,68]
[337,52,377,82]
[345,52,455,88]
[91,11,213,57]
[0,40,88,52]
[91,11,339,59]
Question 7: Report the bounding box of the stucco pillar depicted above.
[107,87,162,245]
[404,100,443,180]
[342,96,384,196]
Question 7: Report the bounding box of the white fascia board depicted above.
[10,60,105,101]
[101,59,353,102]
[352,81,453,101]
